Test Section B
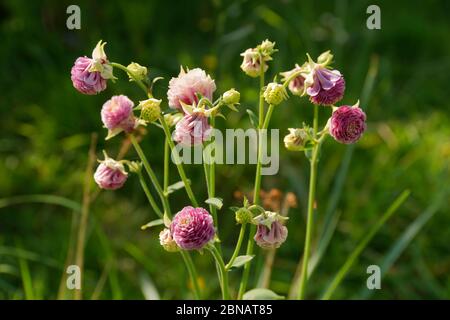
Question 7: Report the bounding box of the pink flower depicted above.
[71,40,114,95]
[167,67,216,110]
[71,56,107,95]
[280,64,305,96]
[94,155,128,190]
[170,206,215,250]
[173,112,211,146]
[101,95,137,139]
[254,220,288,249]
[329,104,366,144]
[305,66,345,105]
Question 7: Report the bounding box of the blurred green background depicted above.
[0,0,449,299]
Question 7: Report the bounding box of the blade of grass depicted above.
[74,133,97,300]
[357,185,448,299]
[0,194,81,213]
[18,254,34,300]
[321,189,410,300]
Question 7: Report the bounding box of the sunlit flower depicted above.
[329,102,366,144]
[167,67,216,110]
[173,112,211,146]
[101,95,138,140]
[93,153,128,190]
[305,66,345,105]
[139,98,161,123]
[171,206,215,250]
[70,40,115,95]
[263,82,288,105]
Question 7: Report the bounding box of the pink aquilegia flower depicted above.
[170,206,215,250]
[280,64,305,96]
[167,67,216,110]
[253,211,288,249]
[329,103,366,144]
[93,153,128,190]
[305,66,345,105]
[173,112,211,146]
[101,95,138,140]
[71,40,115,95]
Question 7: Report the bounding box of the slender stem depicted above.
[238,64,270,299]
[164,137,170,193]
[209,245,230,300]
[180,251,201,299]
[130,134,171,216]
[111,62,148,94]
[297,104,319,299]
[137,170,163,218]
[159,116,199,207]
[225,223,247,270]
[209,117,218,227]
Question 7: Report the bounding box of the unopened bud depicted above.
[264,83,288,106]
[139,98,161,123]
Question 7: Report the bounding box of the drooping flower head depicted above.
[71,40,115,95]
[167,67,216,110]
[170,206,215,250]
[159,228,179,252]
[93,152,128,190]
[101,95,139,140]
[280,64,305,96]
[240,39,277,78]
[329,102,366,144]
[253,211,288,249]
[301,51,345,106]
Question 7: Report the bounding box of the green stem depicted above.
[129,134,171,216]
[225,223,247,270]
[164,137,170,193]
[297,104,319,299]
[111,62,148,95]
[180,250,201,299]
[238,60,272,299]
[137,171,163,218]
[159,116,199,207]
[209,117,218,227]
[209,245,230,300]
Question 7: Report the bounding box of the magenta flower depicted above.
[93,155,128,190]
[254,220,288,249]
[173,112,211,146]
[71,56,107,95]
[101,95,138,139]
[167,67,216,110]
[170,206,215,250]
[71,40,115,95]
[306,66,345,105]
[329,104,366,144]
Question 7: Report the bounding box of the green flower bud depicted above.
[235,208,253,224]
[264,83,288,106]
[222,88,240,106]
[127,62,148,81]
[139,98,161,123]
[284,128,309,151]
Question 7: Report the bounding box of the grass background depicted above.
[0,0,449,299]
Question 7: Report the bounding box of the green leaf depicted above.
[243,288,285,300]
[246,109,258,128]
[230,255,254,268]
[205,197,223,210]
[140,219,164,230]
[166,181,188,195]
